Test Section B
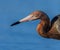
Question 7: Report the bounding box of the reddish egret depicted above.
[11,11,60,40]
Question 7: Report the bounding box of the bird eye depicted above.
[33,15,37,17]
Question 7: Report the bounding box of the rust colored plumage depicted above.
[11,10,60,40]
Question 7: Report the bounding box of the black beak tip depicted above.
[10,21,20,26]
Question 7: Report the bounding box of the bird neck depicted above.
[37,15,51,38]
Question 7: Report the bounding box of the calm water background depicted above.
[0,0,60,50]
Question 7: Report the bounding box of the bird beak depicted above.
[19,15,33,22]
[11,15,38,26]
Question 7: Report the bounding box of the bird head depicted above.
[11,11,44,26]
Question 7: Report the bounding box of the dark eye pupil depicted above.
[35,15,37,17]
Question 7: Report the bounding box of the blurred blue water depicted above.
[0,0,60,50]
